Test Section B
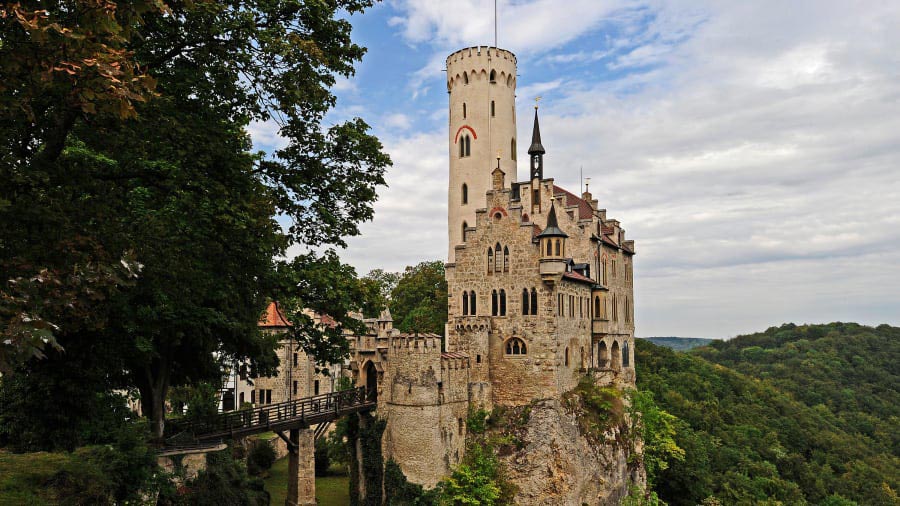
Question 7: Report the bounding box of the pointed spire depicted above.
[528,107,545,155]
[536,202,568,238]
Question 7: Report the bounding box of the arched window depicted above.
[612,294,618,322]
[494,243,502,272]
[522,213,529,223]
[507,74,513,86]
[530,288,538,315]
[463,72,469,84]
[598,341,609,368]
[462,221,468,242]
[461,183,468,204]
[463,102,467,118]
[459,139,465,158]
[470,291,477,314]
[511,138,516,160]
[489,69,497,82]
[465,135,471,157]
[522,288,529,315]
[594,296,600,318]
[503,246,509,272]
[505,337,526,355]
[565,347,570,366]
[491,100,495,117]
[623,341,630,368]
[611,341,621,370]
[462,291,469,315]
[500,289,507,316]
[602,259,608,285]
[546,240,552,256]
[487,248,493,275]
[491,289,498,316]
[555,239,561,256]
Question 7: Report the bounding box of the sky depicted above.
[250,0,900,338]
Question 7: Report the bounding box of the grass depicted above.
[0,450,72,505]
[263,456,350,506]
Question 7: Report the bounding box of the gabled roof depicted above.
[553,185,593,220]
[259,301,291,328]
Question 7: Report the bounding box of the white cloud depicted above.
[342,0,900,336]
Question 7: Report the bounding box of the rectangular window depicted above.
[251,390,256,404]
[314,380,320,396]
[266,389,272,404]
[293,353,298,367]
[293,381,298,396]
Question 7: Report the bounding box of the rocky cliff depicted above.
[498,396,644,505]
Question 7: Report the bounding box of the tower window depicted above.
[463,102,467,118]
[465,135,471,157]
[463,72,469,84]
[555,239,561,256]
[494,243,502,272]
[462,183,468,204]
[505,337,526,355]
[499,289,507,316]
[503,246,509,272]
[462,291,469,315]
[491,100,495,117]
[462,221,468,242]
[487,248,493,275]
[530,288,538,315]
[491,289,498,316]
[522,288,529,315]
[470,291,477,315]
[565,347,570,366]
[489,69,497,82]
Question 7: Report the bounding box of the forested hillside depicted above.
[640,337,716,351]
[636,323,899,505]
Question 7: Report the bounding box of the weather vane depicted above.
[534,96,542,110]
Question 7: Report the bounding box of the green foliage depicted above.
[246,441,276,477]
[0,424,159,505]
[466,408,490,435]
[438,443,503,506]
[390,261,448,335]
[384,459,437,505]
[622,484,667,506]
[360,269,400,318]
[346,413,387,506]
[324,417,351,471]
[642,337,716,351]
[1,0,389,441]
[563,375,625,441]
[626,389,684,487]
[636,323,900,506]
[165,450,268,506]
[315,435,332,475]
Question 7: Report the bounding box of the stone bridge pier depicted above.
[285,427,316,506]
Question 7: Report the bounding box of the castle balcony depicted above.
[592,319,611,335]
[539,258,567,284]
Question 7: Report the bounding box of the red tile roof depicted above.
[259,301,291,328]
[562,271,596,284]
[553,185,593,220]
[441,351,469,360]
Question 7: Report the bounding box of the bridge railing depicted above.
[168,386,372,439]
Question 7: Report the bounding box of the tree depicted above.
[390,261,447,335]
[1,0,390,440]
[359,269,400,318]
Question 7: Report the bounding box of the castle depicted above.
[349,46,637,488]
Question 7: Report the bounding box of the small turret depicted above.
[528,106,545,181]
[538,203,568,282]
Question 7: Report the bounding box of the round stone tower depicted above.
[446,46,518,262]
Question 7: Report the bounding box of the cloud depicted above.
[341,0,900,336]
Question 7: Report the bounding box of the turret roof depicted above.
[536,203,568,239]
[527,108,545,155]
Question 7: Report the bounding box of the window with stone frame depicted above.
[503,246,509,272]
[494,243,502,272]
[530,288,538,315]
[505,337,527,355]
[487,248,493,275]
[492,289,498,316]
[499,289,506,316]
[521,288,529,315]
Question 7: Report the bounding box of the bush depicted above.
[246,441,276,477]
[314,435,331,475]
[164,450,268,506]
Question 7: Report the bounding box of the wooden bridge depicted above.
[167,386,375,442]
[165,387,376,506]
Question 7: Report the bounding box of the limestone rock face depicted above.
[501,399,643,505]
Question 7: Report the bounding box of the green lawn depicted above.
[0,450,71,505]
[263,456,350,506]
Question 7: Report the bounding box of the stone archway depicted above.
[598,341,609,369]
[611,341,621,370]
[363,361,378,403]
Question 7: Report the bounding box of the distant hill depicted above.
[636,322,899,506]
[639,336,716,351]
